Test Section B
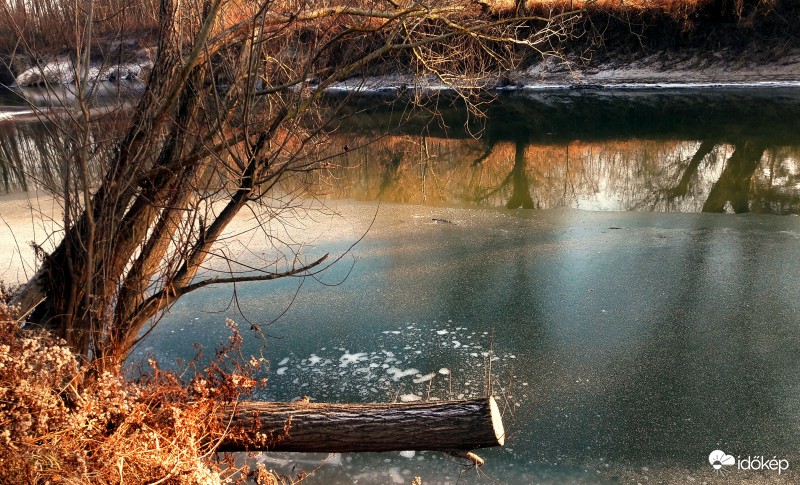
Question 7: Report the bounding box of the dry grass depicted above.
[0,295,294,485]
[0,0,776,54]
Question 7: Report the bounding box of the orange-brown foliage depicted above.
[0,298,288,485]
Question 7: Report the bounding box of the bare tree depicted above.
[6,0,580,368]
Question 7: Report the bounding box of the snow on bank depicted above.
[516,51,800,91]
[14,52,800,93]
[508,80,800,91]
[325,50,800,94]
[15,59,77,86]
[15,57,152,87]
[0,109,35,121]
[327,76,800,95]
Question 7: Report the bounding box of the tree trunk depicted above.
[218,397,505,454]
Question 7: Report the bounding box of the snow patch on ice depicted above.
[387,367,419,381]
[388,467,404,484]
[339,352,368,366]
[0,109,35,121]
[412,372,436,384]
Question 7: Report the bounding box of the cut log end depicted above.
[488,396,505,447]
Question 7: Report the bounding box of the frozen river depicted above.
[143,204,800,484]
[3,87,799,483]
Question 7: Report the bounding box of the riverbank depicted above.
[327,45,800,92]
[516,48,800,88]
[8,40,800,93]
[3,2,799,91]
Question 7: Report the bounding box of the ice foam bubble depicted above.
[387,367,419,380]
[412,372,436,384]
[339,352,368,366]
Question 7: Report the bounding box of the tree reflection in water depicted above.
[307,91,800,214]
[4,91,800,214]
[702,140,766,213]
[309,134,800,214]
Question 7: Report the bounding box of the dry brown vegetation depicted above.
[0,0,790,85]
[0,0,780,57]
[0,295,294,484]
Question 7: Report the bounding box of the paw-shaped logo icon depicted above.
[709,450,735,470]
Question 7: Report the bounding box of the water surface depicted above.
[142,204,800,484]
[3,87,799,483]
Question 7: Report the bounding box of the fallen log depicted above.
[217,397,505,459]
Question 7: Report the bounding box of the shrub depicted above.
[0,302,283,484]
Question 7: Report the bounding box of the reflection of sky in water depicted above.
[141,206,800,483]
[570,142,728,212]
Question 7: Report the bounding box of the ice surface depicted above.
[255,319,519,406]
